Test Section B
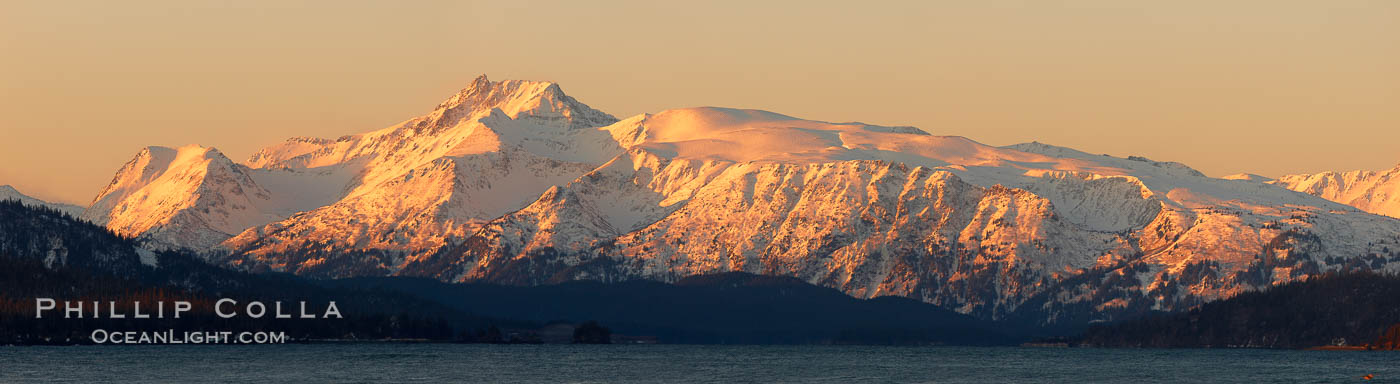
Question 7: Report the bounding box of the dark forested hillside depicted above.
[1079,272,1400,349]
[323,272,1019,345]
[0,200,523,344]
[0,200,145,275]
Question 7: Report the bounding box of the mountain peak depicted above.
[469,73,491,89]
[84,143,251,233]
[437,75,557,110]
[431,75,615,130]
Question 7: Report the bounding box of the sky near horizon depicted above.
[1,0,1397,205]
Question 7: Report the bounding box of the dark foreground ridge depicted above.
[0,200,518,344]
[1079,271,1400,349]
[324,272,1020,345]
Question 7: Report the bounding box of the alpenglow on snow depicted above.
[82,75,1400,324]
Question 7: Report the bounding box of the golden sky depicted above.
[2,0,1397,204]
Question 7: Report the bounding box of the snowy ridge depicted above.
[83,145,276,249]
[78,77,1400,324]
[245,137,334,169]
[0,185,85,216]
[1273,164,1400,218]
[400,108,1400,321]
[216,75,621,270]
[80,145,348,249]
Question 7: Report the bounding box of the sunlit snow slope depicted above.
[83,77,1400,324]
[1272,165,1400,219]
[393,106,1400,322]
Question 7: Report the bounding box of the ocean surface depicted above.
[2,344,1398,383]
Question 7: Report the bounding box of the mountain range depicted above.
[9,75,1400,325]
[1268,166,1400,219]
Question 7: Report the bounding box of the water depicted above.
[2,344,1397,383]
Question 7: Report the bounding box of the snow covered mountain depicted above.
[82,76,1400,324]
[80,145,347,249]
[85,75,615,254]
[0,185,84,216]
[1271,165,1400,219]
[385,107,1400,322]
[217,75,620,274]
